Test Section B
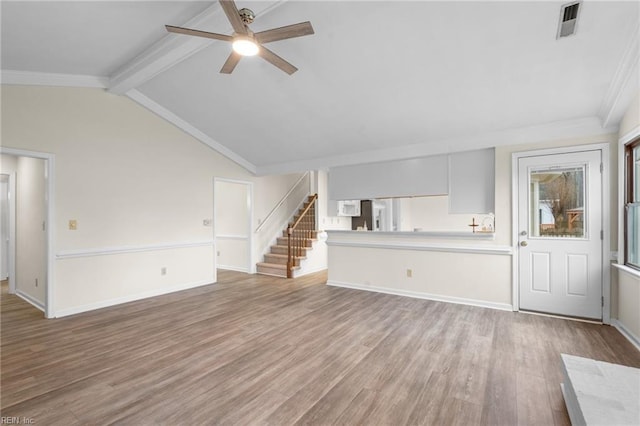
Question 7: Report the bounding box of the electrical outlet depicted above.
[68,220,77,230]
[217,251,221,256]
[35,278,38,287]
[203,219,212,226]
[161,267,167,276]
[406,269,412,278]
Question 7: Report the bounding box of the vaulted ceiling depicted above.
[2,1,638,175]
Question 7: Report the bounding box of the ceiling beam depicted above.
[598,24,639,129]
[108,1,287,95]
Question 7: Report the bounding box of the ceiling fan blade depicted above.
[219,0,247,35]
[255,22,314,44]
[258,46,298,75]
[220,51,242,74]
[165,25,232,42]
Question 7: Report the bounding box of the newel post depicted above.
[286,225,293,279]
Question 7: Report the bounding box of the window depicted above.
[625,137,640,270]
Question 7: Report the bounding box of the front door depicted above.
[517,149,602,319]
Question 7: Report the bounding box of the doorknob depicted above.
[520,241,528,247]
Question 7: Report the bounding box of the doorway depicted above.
[0,148,54,318]
[213,178,253,273]
[513,145,609,321]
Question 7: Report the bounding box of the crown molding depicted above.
[255,116,617,175]
[108,0,286,95]
[1,70,108,88]
[598,24,640,129]
[126,89,257,174]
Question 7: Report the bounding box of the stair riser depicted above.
[264,255,300,266]
[256,266,287,277]
[271,246,307,256]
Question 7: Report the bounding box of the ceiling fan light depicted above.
[232,38,259,56]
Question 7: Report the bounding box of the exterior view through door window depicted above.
[530,166,585,238]
[625,139,640,269]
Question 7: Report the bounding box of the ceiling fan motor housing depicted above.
[238,8,255,24]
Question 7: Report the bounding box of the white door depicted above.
[214,179,252,273]
[518,150,602,319]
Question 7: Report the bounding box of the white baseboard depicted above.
[55,279,213,318]
[217,265,250,273]
[326,280,513,312]
[611,319,640,352]
[293,266,328,278]
[16,290,45,312]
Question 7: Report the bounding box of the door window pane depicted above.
[628,204,640,268]
[634,145,640,202]
[530,166,585,238]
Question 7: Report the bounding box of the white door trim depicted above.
[213,177,254,274]
[511,143,611,324]
[0,147,56,319]
[1,172,17,294]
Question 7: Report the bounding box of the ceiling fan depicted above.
[166,0,314,75]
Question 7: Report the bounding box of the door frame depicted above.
[0,172,16,293]
[0,147,56,319]
[213,177,254,274]
[511,143,611,324]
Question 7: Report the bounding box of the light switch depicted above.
[69,220,77,230]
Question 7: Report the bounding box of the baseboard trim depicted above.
[56,240,214,259]
[293,266,328,278]
[326,280,513,312]
[16,290,45,312]
[55,279,213,318]
[217,265,250,273]
[611,319,640,352]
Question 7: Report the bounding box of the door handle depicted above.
[520,241,528,247]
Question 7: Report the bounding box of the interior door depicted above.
[518,150,602,319]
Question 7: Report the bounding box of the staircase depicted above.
[257,195,318,278]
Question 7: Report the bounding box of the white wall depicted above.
[0,85,296,316]
[15,156,46,306]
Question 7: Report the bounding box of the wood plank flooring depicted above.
[1,271,639,425]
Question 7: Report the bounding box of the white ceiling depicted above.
[2,1,638,174]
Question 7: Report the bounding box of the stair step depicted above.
[264,253,305,266]
[271,245,308,256]
[277,237,314,247]
[256,262,299,278]
[561,354,640,426]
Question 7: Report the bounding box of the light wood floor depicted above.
[2,271,639,425]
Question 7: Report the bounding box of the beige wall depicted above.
[619,91,639,138]
[615,89,640,342]
[0,85,297,316]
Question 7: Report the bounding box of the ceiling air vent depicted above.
[557,1,581,39]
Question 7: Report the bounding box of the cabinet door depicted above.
[337,200,361,217]
[449,148,495,214]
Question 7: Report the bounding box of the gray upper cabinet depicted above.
[448,148,495,214]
